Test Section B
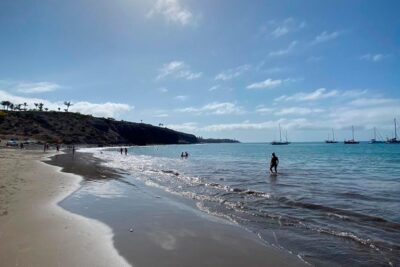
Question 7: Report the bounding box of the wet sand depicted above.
[0,149,129,266]
[49,152,307,267]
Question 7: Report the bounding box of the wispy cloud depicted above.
[174,95,188,101]
[215,64,250,81]
[176,102,245,115]
[269,41,297,56]
[275,88,338,102]
[255,105,274,115]
[147,0,193,26]
[329,101,400,129]
[270,18,306,38]
[167,122,198,132]
[208,85,220,91]
[154,113,169,118]
[247,78,282,90]
[275,107,324,116]
[360,53,389,62]
[14,82,60,94]
[0,90,132,118]
[311,31,342,45]
[157,61,202,80]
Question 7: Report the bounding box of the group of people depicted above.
[119,147,128,155]
[180,151,189,158]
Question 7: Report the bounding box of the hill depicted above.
[0,111,238,145]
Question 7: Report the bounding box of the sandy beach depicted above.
[0,149,129,266]
[0,148,307,266]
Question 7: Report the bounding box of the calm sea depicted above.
[83,143,400,266]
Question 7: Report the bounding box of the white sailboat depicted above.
[344,126,360,144]
[325,128,338,143]
[271,124,290,145]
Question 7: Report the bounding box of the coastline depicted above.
[0,149,129,266]
[48,151,307,267]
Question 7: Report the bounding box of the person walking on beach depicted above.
[270,152,279,173]
[120,147,123,155]
[124,148,128,155]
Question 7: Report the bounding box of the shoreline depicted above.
[48,151,307,267]
[0,149,129,266]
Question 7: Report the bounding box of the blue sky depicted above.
[1,0,400,142]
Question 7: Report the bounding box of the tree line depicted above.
[0,101,73,112]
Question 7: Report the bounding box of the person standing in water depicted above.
[270,152,279,173]
[124,148,128,155]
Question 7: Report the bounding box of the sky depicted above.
[1,0,400,142]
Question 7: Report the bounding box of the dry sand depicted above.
[0,149,129,266]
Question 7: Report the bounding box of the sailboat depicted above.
[325,128,338,143]
[271,124,290,145]
[370,127,385,144]
[344,126,360,144]
[386,118,400,144]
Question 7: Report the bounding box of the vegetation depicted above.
[0,99,239,145]
[0,111,198,145]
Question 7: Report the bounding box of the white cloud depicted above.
[311,31,341,45]
[208,85,220,91]
[341,89,368,97]
[267,18,306,38]
[269,41,297,56]
[14,82,60,94]
[247,78,282,90]
[275,107,324,116]
[147,0,193,26]
[157,61,202,80]
[360,53,389,62]
[215,64,250,81]
[0,90,132,118]
[154,113,169,118]
[174,95,188,101]
[177,102,245,115]
[255,106,274,115]
[167,122,198,132]
[176,118,313,132]
[275,88,338,102]
[329,103,400,130]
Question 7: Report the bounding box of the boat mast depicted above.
[395,118,398,140]
[332,128,335,141]
[374,127,377,140]
[279,124,282,142]
[352,126,355,141]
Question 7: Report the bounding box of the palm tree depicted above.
[64,101,72,112]
[34,103,39,110]
[1,101,7,110]
[58,107,61,111]
[38,103,44,111]
[45,108,48,111]
[1,101,12,110]
[23,102,28,111]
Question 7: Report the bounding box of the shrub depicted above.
[0,111,7,122]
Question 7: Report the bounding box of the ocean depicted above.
[80,143,400,266]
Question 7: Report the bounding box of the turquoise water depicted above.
[88,143,400,266]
